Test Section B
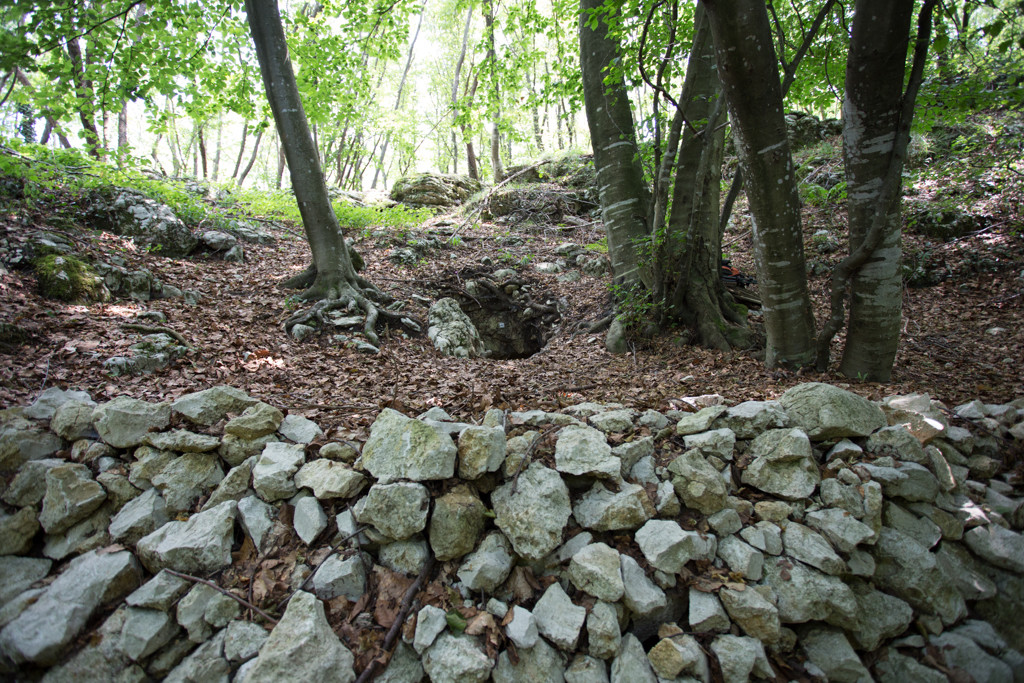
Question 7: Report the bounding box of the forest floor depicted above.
[1,117,1023,444]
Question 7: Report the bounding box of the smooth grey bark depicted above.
[450,7,473,174]
[660,6,750,350]
[484,0,505,182]
[237,125,264,188]
[579,0,650,291]
[705,0,816,368]
[821,0,937,380]
[65,36,102,158]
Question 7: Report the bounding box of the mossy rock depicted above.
[33,253,104,302]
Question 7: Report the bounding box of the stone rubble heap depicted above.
[1,382,1023,682]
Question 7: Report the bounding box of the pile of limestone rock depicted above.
[0,382,1022,682]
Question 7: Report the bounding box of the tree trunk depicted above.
[244,0,405,345]
[705,0,816,368]
[484,0,504,182]
[65,36,102,158]
[579,0,650,291]
[198,125,208,178]
[232,122,250,181]
[451,6,473,175]
[660,6,751,350]
[830,0,936,380]
[237,125,264,187]
[118,103,129,150]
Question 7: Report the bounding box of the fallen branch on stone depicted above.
[119,323,192,349]
[164,569,278,624]
[355,554,436,683]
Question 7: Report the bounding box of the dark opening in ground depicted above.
[461,304,551,359]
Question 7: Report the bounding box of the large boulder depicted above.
[391,173,484,208]
[98,190,198,257]
[428,298,486,359]
[779,383,886,440]
[492,463,571,561]
[361,408,457,483]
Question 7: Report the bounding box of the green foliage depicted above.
[332,202,433,232]
[609,281,658,330]
[801,181,847,207]
[32,253,101,302]
[584,236,608,253]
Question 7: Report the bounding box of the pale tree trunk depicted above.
[705,0,816,368]
[484,0,504,182]
[660,6,750,350]
[212,117,222,181]
[245,0,408,344]
[371,0,426,189]
[65,36,102,157]
[237,125,264,187]
[118,104,129,149]
[820,0,937,380]
[451,6,473,174]
[580,0,650,291]
[232,122,250,181]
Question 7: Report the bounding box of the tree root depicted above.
[282,283,422,347]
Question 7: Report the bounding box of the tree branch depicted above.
[164,569,278,624]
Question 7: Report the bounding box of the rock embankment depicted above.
[1,382,1022,681]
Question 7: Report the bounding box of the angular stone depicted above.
[610,634,657,683]
[712,400,791,439]
[0,424,63,471]
[203,456,256,510]
[804,507,875,553]
[711,635,772,683]
[429,485,487,561]
[568,543,623,602]
[847,581,914,651]
[533,582,586,650]
[965,524,1024,573]
[620,554,667,617]
[374,641,423,683]
[252,442,304,501]
[868,425,927,464]
[39,463,107,535]
[492,463,571,561]
[683,428,736,461]
[762,557,857,625]
[742,428,820,500]
[238,495,275,552]
[688,588,730,633]
[151,453,224,512]
[493,636,566,683]
[0,549,140,665]
[717,535,764,580]
[127,446,175,490]
[859,461,939,502]
[675,405,727,436]
[278,414,324,444]
[312,554,366,601]
[875,647,947,683]
[740,521,783,556]
[572,481,654,531]
[2,458,65,507]
[43,504,112,560]
[457,425,506,479]
[125,569,189,611]
[667,450,728,514]
[24,387,94,420]
[457,531,514,592]
[719,587,781,643]
[50,400,98,441]
[93,396,171,449]
[708,508,743,536]
[779,383,886,440]
[379,537,430,574]
[0,507,39,555]
[120,607,178,661]
[224,620,269,663]
[136,500,238,574]
[588,409,636,433]
[166,629,230,682]
[635,519,716,573]
[238,591,355,683]
[612,437,654,476]
[144,429,221,453]
[355,482,430,540]
[801,627,871,683]
[171,385,259,426]
[293,494,327,544]
[505,605,539,649]
[871,527,966,625]
[586,601,621,660]
[220,433,277,468]
[648,635,704,679]
[554,425,618,478]
[883,501,942,549]
[782,522,846,575]
[362,409,457,483]
[422,633,492,683]
[0,556,51,608]
[412,605,448,654]
[225,402,284,439]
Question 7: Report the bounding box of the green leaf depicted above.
[446,610,467,634]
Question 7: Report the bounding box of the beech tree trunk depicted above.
[579,0,650,291]
[484,0,504,182]
[66,36,102,158]
[245,0,356,297]
[828,0,936,380]
[705,0,816,368]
